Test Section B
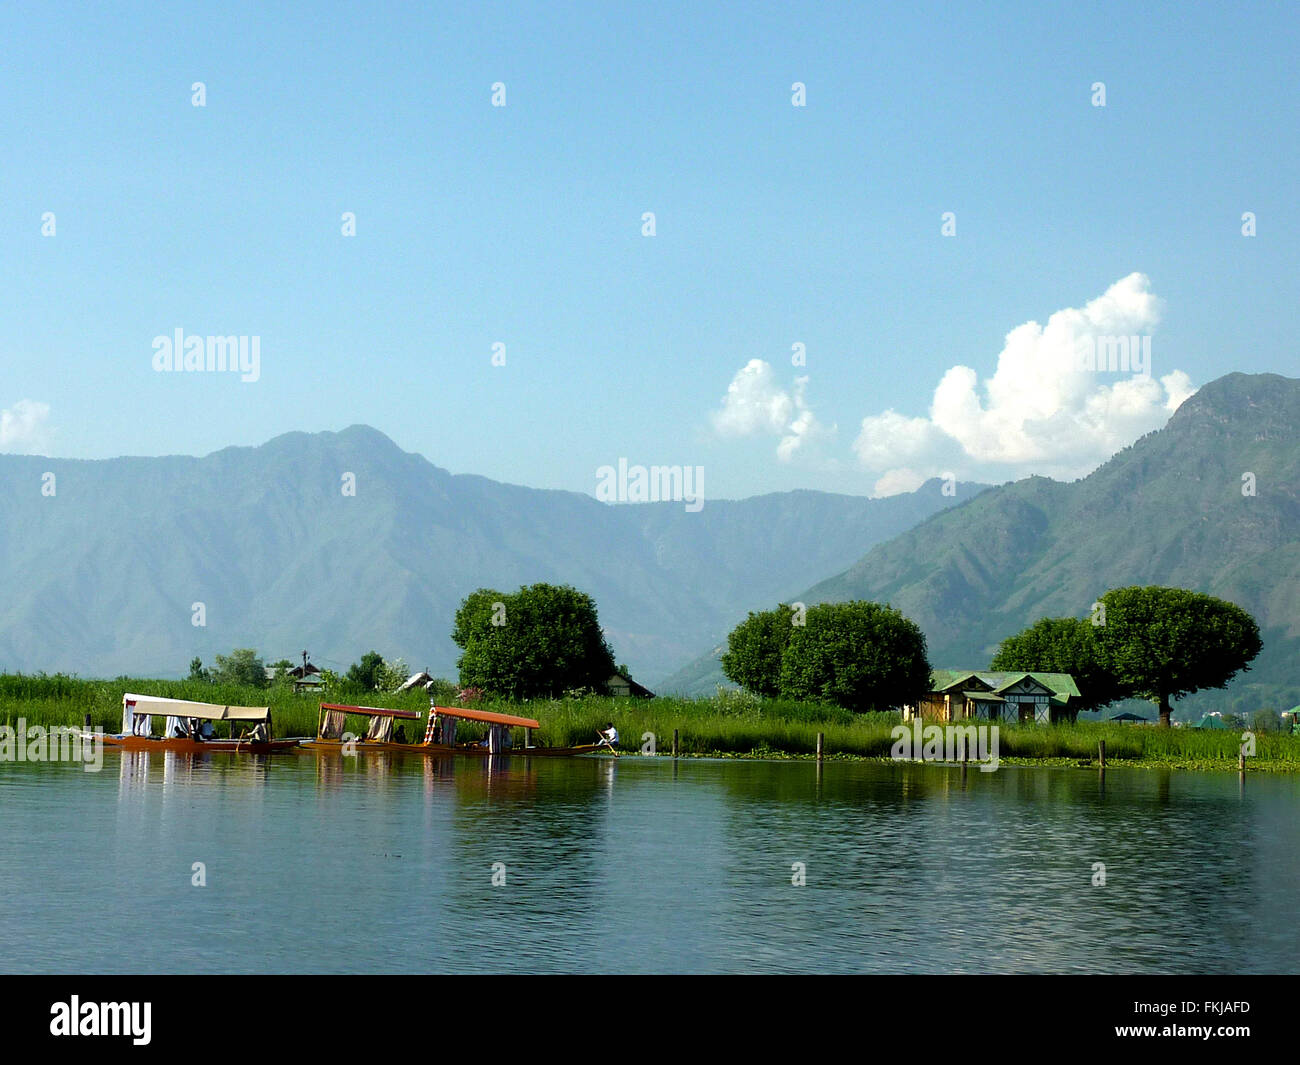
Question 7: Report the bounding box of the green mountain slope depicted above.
[801,371,1300,713]
[664,372,1300,714]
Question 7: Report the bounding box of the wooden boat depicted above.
[103,694,300,754]
[298,702,424,754]
[301,702,613,757]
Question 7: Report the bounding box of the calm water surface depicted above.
[1,751,1297,973]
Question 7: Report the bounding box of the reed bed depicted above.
[2,673,1297,769]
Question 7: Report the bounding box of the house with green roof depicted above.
[909,670,1083,725]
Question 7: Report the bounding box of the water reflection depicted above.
[2,754,1297,973]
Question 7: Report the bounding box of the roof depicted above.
[430,705,541,729]
[123,694,270,723]
[930,670,1081,703]
[396,671,436,693]
[320,702,420,721]
[607,671,655,698]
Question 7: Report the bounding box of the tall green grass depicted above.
[2,673,1297,768]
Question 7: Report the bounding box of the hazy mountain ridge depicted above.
[0,428,982,683]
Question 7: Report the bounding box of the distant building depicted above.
[906,670,1082,725]
[266,659,324,693]
[396,671,438,694]
[606,670,654,699]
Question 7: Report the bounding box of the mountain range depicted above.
[4,371,1296,716]
[0,428,981,683]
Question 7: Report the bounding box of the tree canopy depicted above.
[990,616,1123,713]
[1092,585,1262,727]
[211,648,268,689]
[345,650,386,692]
[719,600,930,711]
[452,583,618,699]
[991,588,1262,725]
[720,605,797,698]
[778,602,931,711]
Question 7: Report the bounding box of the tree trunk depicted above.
[1158,693,1172,728]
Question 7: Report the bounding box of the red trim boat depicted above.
[301,702,611,757]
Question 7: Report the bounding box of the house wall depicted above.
[918,693,950,720]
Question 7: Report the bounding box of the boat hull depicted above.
[102,735,300,754]
[300,739,609,758]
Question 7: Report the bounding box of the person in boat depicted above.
[248,721,269,743]
[597,722,619,750]
[394,725,407,744]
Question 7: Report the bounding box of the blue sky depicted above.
[2,1,1296,498]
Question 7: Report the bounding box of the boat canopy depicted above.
[319,703,421,720]
[430,705,540,730]
[123,694,271,722]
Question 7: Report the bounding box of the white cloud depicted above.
[712,359,831,461]
[872,468,927,496]
[0,399,53,454]
[854,274,1197,491]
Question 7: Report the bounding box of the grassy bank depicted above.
[2,674,1298,771]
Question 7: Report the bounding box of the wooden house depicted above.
[606,670,654,699]
[908,670,1082,725]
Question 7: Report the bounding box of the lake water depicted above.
[2,751,1297,973]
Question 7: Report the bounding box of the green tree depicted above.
[187,656,210,682]
[346,650,386,692]
[777,601,930,712]
[266,658,294,686]
[453,589,506,649]
[1092,586,1262,727]
[721,605,797,698]
[211,648,269,689]
[1250,707,1282,733]
[377,657,409,692]
[453,583,617,699]
[990,616,1124,713]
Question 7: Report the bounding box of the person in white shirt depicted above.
[597,722,619,751]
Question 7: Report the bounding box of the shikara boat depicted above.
[301,702,613,757]
[298,702,424,754]
[103,694,300,754]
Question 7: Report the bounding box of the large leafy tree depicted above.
[1092,586,1262,727]
[346,650,386,691]
[778,601,931,712]
[720,605,797,698]
[452,583,618,699]
[211,648,269,689]
[990,616,1124,713]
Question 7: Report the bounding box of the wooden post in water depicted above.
[672,728,679,758]
[816,732,824,762]
[1239,746,1246,773]
[1098,740,1106,769]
